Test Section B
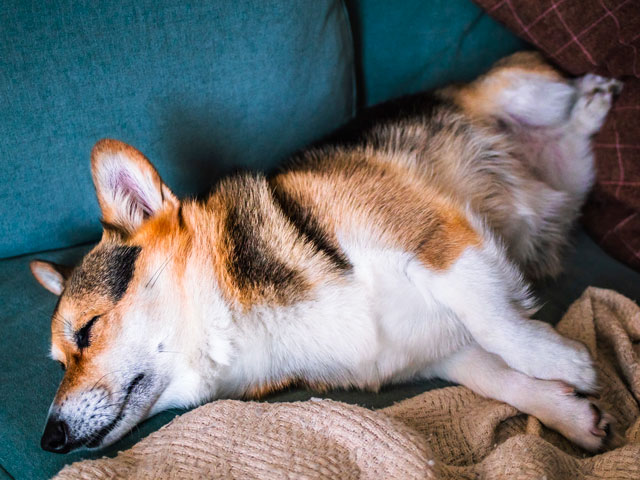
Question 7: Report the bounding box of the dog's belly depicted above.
[344,245,473,388]
[218,245,475,397]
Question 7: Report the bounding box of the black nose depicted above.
[41,418,70,453]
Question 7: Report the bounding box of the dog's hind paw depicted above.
[571,74,622,134]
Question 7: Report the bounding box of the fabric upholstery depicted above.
[347,0,528,106]
[472,0,640,271]
[0,0,355,259]
[1,229,639,479]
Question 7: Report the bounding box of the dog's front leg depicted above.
[431,344,615,452]
[422,250,597,394]
[456,297,597,394]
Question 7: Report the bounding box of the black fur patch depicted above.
[69,246,141,301]
[225,202,304,303]
[270,186,351,272]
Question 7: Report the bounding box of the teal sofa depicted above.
[2,1,639,478]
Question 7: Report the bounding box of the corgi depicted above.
[31,52,622,454]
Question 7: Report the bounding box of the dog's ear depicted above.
[30,260,72,296]
[90,139,179,235]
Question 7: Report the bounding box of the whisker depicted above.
[94,402,124,411]
[87,369,126,393]
[145,253,174,289]
[94,391,113,407]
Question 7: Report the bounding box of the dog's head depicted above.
[31,140,217,453]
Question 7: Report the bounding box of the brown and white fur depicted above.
[31,53,622,454]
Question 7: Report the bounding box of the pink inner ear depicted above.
[111,170,154,218]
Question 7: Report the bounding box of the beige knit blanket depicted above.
[55,287,640,479]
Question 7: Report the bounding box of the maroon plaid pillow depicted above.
[473,0,640,271]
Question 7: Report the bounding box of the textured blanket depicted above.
[472,0,640,272]
[55,288,640,479]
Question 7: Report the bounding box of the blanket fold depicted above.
[55,288,640,479]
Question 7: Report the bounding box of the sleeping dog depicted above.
[31,52,622,453]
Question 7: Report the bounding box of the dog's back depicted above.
[285,52,614,279]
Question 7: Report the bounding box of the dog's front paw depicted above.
[519,334,598,394]
[540,381,618,452]
[557,338,598,394]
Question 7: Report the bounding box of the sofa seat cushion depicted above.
[2,228,640,478]
[0,0,355,259]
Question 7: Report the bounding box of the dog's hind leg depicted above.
[456,52,621,199]
[453,52,577,127]
[545,73,623,197]
[431,344,616,452]
[571,74,622,136]
[449,53,621,278]
[508,71,621,199]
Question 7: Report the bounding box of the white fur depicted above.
[179,222,590,402]
[432,345,612,452]
[497,72,576,126]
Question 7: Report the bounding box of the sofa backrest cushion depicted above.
[348,0,527,106]
[0,0,354,258]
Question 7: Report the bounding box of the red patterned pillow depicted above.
[473,0,640,270]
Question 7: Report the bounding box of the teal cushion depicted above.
[2,229,640,479]
[347,0,528,106]
[0,0,355,259]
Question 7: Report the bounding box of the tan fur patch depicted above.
[273,151,481,271]
[243,377,333,399]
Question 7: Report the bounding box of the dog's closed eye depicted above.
[76,315,100,350]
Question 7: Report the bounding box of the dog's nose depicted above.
[41,418,70,453]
